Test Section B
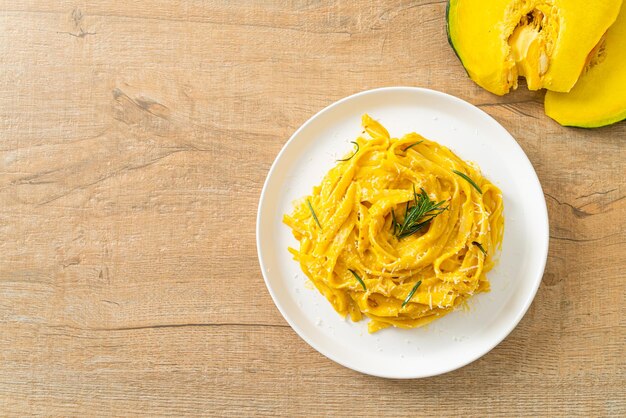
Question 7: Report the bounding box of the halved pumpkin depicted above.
[544,4,626,127]
[447,0,623,96]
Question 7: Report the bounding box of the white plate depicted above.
[256,87,549,378]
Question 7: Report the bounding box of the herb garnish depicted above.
[306,199,322,229]
[403,141,423,152]
[392,186,448,239]
[452,170,483,194]
[472,241,487,256]
[402,280,422,307]
[349,269,367,291]
[336,141,360,162]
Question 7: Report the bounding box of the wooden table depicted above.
[1,1,624,416]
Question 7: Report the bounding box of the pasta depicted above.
[283,114,504,333]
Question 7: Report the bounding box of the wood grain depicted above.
[0,1,624,416]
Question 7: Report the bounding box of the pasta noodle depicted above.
[283,114,504,333]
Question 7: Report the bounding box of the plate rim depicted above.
[256,86,549,378]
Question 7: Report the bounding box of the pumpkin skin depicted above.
[544,4,626,127]
[446,0,623,96]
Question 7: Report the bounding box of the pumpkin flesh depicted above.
[447,0,623,96]
[544,4,626,127]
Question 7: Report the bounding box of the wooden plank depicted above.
[0,1,624,416]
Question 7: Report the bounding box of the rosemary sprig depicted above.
[348,269,367,291]
[393,185,448,239]
[472,241,487,256]
[453,170,482,194]
[402,280,422,307]
[336,141,360,162]
[403,140,423,152]
[306,199,322,229]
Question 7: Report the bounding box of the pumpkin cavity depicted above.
[506,3,560,91]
